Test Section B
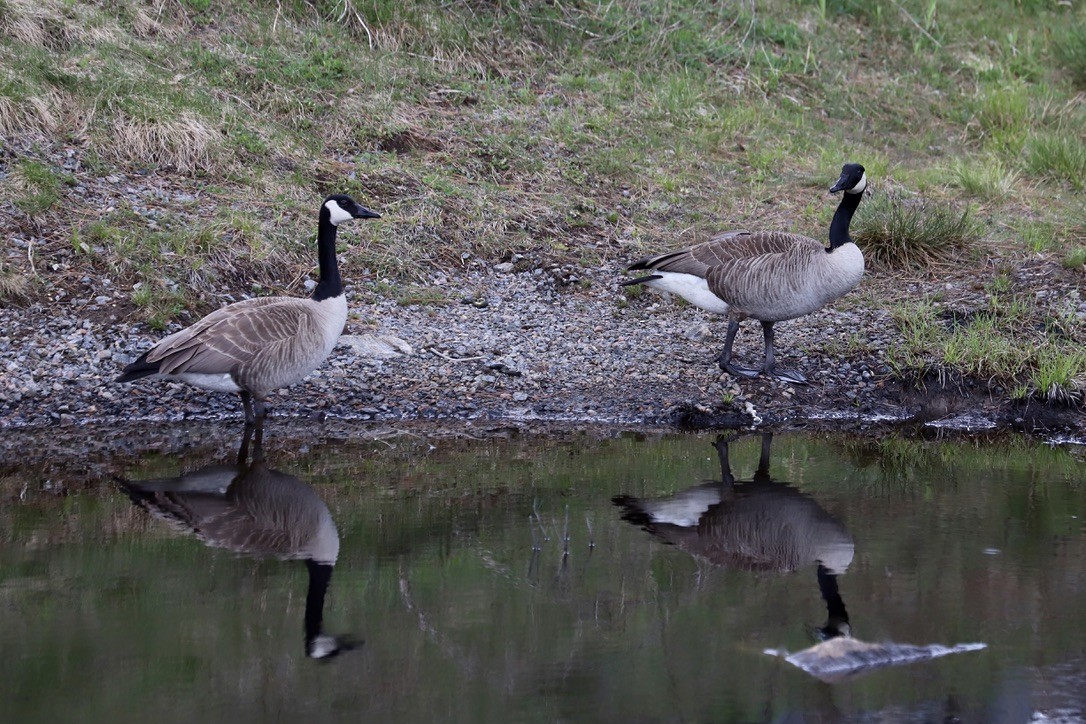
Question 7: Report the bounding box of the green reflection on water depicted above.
[1,428,1084,722]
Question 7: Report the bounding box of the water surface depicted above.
[2,425,1085,722]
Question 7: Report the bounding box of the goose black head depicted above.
[323,194,382,226]
[830,163,867,195]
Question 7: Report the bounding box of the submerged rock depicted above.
[765,637,987,683]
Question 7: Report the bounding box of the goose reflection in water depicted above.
[614,433,854,640]
[614,433,985,681]
[116,426,354,660]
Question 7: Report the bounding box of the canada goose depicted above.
[614,433,854,638]
[622,163,868,384]
[117,427,353,659]
[116,194,381,424]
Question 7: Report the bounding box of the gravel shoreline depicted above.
[1,261,1082,438]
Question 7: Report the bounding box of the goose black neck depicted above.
[817,564,850,638]
[827,190,863,252]
[312,211,343,301]
[305,560,334,642]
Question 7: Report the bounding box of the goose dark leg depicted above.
[253,397,267,429]
[237,424,255,465]
[716,318,760,379]
[240,391,256,425]
[761,321,807,385]
[712,434,740,486]
[753,432,773,482]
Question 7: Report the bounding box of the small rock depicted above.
[338,334,413,359]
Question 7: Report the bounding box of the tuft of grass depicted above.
[1027,133,1086,190]
[1031,346,1086,404]
[1053,19,1086,90]
[395,285,453,307]
[971,82,1033,153]
[1020,220,1060,252]
[0,90,63,138]
[853,192,980,269]
[1062,247,1086,270]
[10,158,70,216]
[889,296,1086,404]
[0,262,32,300]
[109,112,219,173]
[131,282,186,331]
[949,157,1018,199]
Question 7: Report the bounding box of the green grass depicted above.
[1063,247,1086,270]
[11,159,71,216]
[889,294,1085,404]
[1053,18,1086,89]
[395,285,453,307]
[1027,133,1086,190]
[949,157,1018,199]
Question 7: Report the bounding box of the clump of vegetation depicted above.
[10,159,71,216]
[853,193,980,269]
[949,157,1018,199]
[1063,247,1086,270]
[1027,133,1086,190]
[889,295,1086,405]
[0,262,31,300]
[1053,19,1086,90]
[395,286,452,307]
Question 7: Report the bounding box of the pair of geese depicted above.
[117,163,870,421]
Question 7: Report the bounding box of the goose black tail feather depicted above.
[627,248,688,272]
[612,495,653,526]
[115,349,160,383]
[619,274,662,287]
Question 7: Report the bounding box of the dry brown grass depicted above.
[0,0,118,49]
[0,92,63,138]
[109,112,220,173]
[0,264,31,301]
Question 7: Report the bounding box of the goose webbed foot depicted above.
[759,321,807,385]
[719,360,761,379]
[766,366,808,385]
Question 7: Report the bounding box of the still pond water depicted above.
[2,424,1085,722]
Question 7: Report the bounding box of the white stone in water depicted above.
[765,638,987,684]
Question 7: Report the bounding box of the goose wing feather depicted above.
[704,231,823,307]
[146,299,317,378]
[627,230,752,278]
[128,467,325,559]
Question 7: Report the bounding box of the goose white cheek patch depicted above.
[325,200,353,225]
[847,172,867,194]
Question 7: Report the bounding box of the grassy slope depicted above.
[0,0,1084,399]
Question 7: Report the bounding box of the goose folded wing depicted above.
[147,303,308,376]
[194,511,298,558]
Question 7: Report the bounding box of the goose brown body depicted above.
[623,163,868,383]
[636,229,865,323]
[137,293,348,396]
